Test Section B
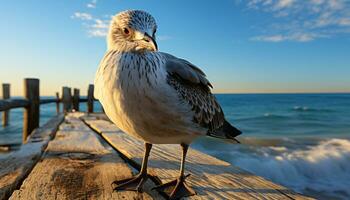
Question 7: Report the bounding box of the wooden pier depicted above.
[0,78,313,199]
[0,78,96,143]
[0,112,313,200]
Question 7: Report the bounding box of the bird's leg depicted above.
[112,143,152,192]
[153,143,196,199]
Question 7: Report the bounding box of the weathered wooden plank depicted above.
[83,115,313,200]
[10,113,164,200]
[0,114,64,200]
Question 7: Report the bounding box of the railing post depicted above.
[2,83,10,126]
[55,92,60,114]
[87,84,94,113]
[62,87,72,113]
[23,78,40,143]
[73,88,80,111]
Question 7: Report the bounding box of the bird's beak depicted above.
[134,31,158,52]
[143,32,158,51]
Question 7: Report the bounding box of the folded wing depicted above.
[161,53,241,141]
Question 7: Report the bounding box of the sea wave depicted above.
[228,138,350,199]
[237,113,291,122]
[292,106,334,113]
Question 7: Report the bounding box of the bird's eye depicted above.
[123,28,130,35]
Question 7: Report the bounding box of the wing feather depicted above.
[161,52,224,133]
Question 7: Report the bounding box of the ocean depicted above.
[1,94,350,199]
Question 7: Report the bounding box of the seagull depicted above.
[94,10,242,199]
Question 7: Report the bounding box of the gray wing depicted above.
[161,52,225,133]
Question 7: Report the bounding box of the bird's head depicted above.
[108,10,158,52]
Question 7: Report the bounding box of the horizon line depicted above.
[213,91,350,95]
[2,91,350,98]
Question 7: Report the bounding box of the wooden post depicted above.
[23,79,40,143]
[2,83,10,126]
[73,88,80,111]
[55,92,60,114]
[62,87,72,113]
[87,84,94,113]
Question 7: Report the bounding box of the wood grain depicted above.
[83,114,314,200]
[9,112,164,200]
[0,114,64,200]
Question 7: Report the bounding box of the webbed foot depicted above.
[112,173,148,192]
[153,174,196,200]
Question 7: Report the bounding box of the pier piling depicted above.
[23,78,40,143]
[87,84,94,113]
[2,83,10,126]
[62,87,72,113]
[73,88,80,111]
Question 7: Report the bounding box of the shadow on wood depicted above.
[9,113,164,200]
[82,114,314,200]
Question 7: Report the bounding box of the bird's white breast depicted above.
[94,51,203,144]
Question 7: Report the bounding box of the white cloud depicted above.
[71,7,172,40]
[252,32,324,42]
[339,18,350,26]
[87,3,95,8]
[89,19,110,37]
[89,29,108,37]
[252,35,285,42]
[92,19,109,29]
[243,0,350,42]
[274,0,295,9]
[72,12,93,20]
[87,0,97,9]
[72,11,111,38]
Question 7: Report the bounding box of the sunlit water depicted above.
[1,94,349,199]
[192,94,350,199]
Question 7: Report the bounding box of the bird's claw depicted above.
[152,174,196,200]
[112,173,148,193]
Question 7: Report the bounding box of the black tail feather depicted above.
[223,120,242,138]
[208,120,242,143]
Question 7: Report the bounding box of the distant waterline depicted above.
[1,94,349,199]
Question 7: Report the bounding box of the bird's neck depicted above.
[114,51,165,90]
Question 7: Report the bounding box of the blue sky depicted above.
[0,0,349,96]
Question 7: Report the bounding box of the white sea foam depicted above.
[264,113,271,117]
[229,139,350,199]
[268,146,287,152]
